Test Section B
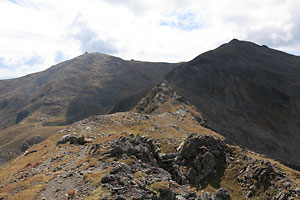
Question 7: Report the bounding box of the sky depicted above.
[0,0,300,79]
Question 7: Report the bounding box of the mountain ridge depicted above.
[165,39,300,170]
[0,80,299,199]
[0,40,300,199]
[0,39,300,171]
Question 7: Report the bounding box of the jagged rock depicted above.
[101,174,116,184]
[237,157,288,195]
[21,136,43,152]
[275,191,288,200]
[213,188,231,200]
[176,135,230,185]
[158,153,177,162]
[178,135,228,161]
[197,191,213,200]
[133,80,188,115]
[106,135,159,166]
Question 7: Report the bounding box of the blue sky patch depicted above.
[0,57,11,69]
[55,51,66,63]
[24,55,43,66]
[8,0,22,5]
[160,11,203,31]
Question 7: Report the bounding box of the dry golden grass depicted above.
[10,184,46,200]
[0,173,54,199]
[88,186,109,199]
[133,171,147,179]
[83,167,113,187]
[150,181,169,192]
[120,158,135,165]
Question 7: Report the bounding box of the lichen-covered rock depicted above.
[176,135,231,185]
[236,155,298,199]
[106,135,160,166]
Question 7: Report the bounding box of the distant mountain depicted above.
[0,53,177,165]
[0,52,177,129]
[166,39,300,169]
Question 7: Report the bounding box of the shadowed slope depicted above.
[0,52,177,129]
[166,39,300,169]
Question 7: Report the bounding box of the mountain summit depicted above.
[0,52,177,129]
[166,39,300,169]
[0,53,177,165]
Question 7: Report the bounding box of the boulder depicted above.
[213,188,231,200]
[176,135,230,185]
[101,174,116,184]
[56,134,90,145]
[107,135,159,165]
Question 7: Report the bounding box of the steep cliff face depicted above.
[166,39,300,169]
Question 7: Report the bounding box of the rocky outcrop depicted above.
[56,134,92,145]
[96,133,232,199]
[88,134,199,199]
[21,136,43,152]
[198,188,231,200]
[166,39,300,170]
[133,80,188,115]
[237,155,299,199]
[175,134,231,186]
[105,134,160,166]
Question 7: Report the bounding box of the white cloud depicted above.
[0,0,299,79]
[67,14,119,54]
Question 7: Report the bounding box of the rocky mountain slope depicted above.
[0,53,177,166]
[1,39,300,199]
[166,39,300,170]
[0,52,177,129]
[0,81,299,200]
